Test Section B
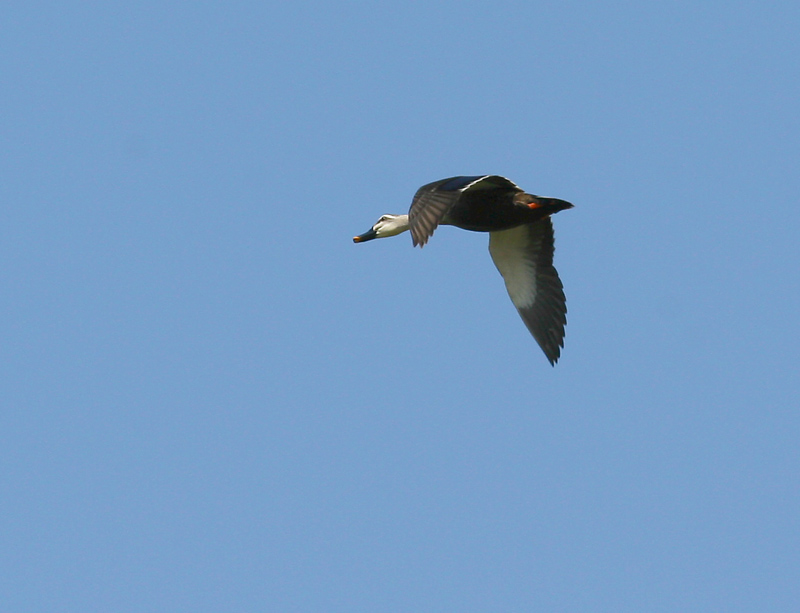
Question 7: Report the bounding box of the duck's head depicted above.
[353,214,410,243]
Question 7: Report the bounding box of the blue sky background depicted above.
[2,2,799,611]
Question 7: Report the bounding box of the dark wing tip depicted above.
[517,289,567,366]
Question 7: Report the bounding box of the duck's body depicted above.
[354,175,573,365]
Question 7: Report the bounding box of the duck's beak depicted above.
[353,228,378,243]
[527,198,574,213]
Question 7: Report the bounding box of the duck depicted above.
[353,175,573,365]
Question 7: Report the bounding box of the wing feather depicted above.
[488,219,567,365]
[408,179,467,247]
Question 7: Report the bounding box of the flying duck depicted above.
[353,175,573,365]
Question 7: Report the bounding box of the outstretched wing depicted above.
[409,175,519,247]
[488,218,567,365]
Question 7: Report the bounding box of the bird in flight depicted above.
[354,175,573,365]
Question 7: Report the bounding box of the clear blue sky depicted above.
[2,2,799,611]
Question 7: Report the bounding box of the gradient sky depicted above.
[2,2,800,611]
